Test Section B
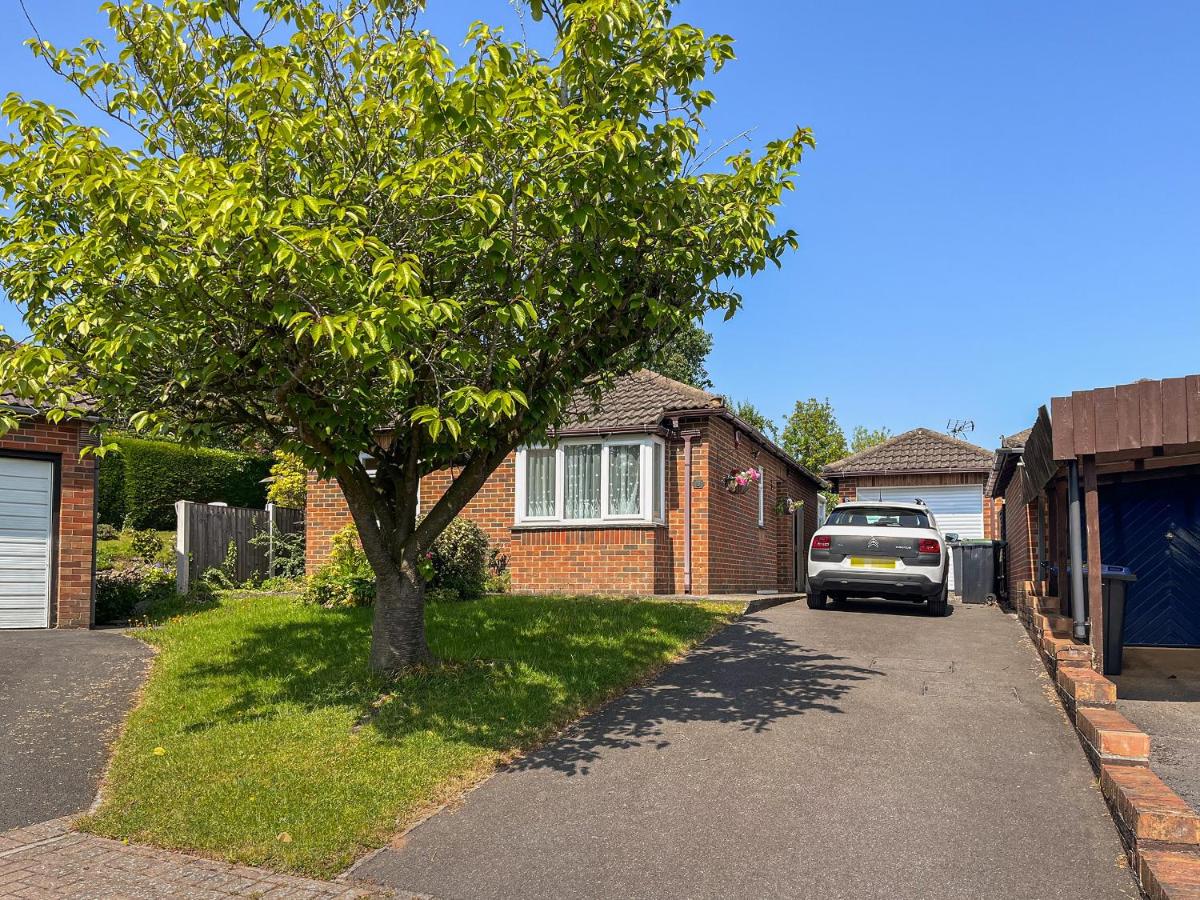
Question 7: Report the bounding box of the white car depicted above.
[806,500,954,616]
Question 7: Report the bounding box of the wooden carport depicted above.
[1014,376,1200,671]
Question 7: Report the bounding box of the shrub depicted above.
[429,517,490,601]
[266,450,307,510]
[302,525,375,608]
[96,523,120,541]
[98,435,272,529]
[304,517,491,607]
[95,563,175,624]
[130,529,165,563]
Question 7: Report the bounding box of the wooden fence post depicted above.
[175,500,193,595]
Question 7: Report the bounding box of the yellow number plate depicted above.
[849,557,896,569]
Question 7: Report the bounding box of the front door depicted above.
[1100,475,1200,647]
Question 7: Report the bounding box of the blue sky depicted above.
[3,1,1199,448]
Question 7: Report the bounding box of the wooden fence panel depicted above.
[175,501,304,593]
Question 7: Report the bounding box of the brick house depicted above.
[0,393,99,629]
[307,370,828,595]
[822,428,996,591]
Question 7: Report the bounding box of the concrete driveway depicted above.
[0,629,151,830]
[353,600,1137,900]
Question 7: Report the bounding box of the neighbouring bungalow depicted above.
[307,370,828,596]
[0,392,99,629]
[821,427,996,590]
[990,374,1200,674]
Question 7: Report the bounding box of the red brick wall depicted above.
[1002,474,1040,608]
[829,472,995,539]
[702,417,817,593]
[305,471,356,574]
[0,419,98,628]
[306,418,823,596]
[418,457,514,557]
[509,526,659,594]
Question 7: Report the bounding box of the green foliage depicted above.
[0,0,811,668]
[97,528,174,571]
[303,525,376,608]
[851,425,892,454]
[99,436,271,529]
[266,450,308,510]
[248,525,307,581]
[130,528,165,563]
[428,517,490,601]
[644,322,714,389]
[201,540,241,590]
[97,453,127,528]
[96,523,120,541]
[95,563,174,624]
[82,591,737,875]
[781,398,848,472]
[733,399,778,439]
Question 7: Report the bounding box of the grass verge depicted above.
[81,592,737,876]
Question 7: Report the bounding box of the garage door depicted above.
[855,484,985,592]
[0,457,54,628]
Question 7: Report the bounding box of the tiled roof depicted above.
[823,427,993,476]
[1,390,98,416]
[1001,427,1032,449]
[557,369,723,434]
[556,369,828,488]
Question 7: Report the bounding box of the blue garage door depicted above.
[1099,476,1200,647]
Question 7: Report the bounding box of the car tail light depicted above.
[918,538,940,554]
[812,535,831,550]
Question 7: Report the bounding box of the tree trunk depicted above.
[368,551,433,676]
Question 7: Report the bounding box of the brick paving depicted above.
[0,818,390,899]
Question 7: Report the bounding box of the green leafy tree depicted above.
[646,321,713,389]
[266,450,308,510]
[850,425,891,454]
[0,0,812,674]
[780,398,847,472]
[733,400,777,440]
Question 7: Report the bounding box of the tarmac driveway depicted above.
[0,629,151,830]
[353,600,1138,900]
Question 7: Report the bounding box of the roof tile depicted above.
[823,427,993,475]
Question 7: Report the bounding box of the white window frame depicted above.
[515,435,667,526]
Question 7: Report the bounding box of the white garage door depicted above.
[855,484,984,592]
[0,457,54,628]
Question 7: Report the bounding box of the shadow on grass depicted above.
[168,597,743,754]
[507,615,883,776]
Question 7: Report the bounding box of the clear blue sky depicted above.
[3,1,1199,448]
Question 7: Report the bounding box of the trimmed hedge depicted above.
[99,436,272,529]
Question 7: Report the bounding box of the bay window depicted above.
[515,436,666,525]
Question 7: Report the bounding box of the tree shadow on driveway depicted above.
[507,616,882,777]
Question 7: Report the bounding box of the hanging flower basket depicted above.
[724,467,761,495]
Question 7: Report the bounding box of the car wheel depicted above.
[829,593,846,607]
[927,581,950,617]
[807,590,827,610]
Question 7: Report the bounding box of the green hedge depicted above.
[99,436,272,529]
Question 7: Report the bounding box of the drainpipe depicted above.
[682,431,694,594]
[1067,459,1089,642]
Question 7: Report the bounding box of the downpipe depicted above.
[682,431,693,594]
[1067,459,1089,642]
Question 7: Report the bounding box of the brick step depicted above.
[1041,633,1092,668]
[1138,847,1200,900]
[1033,612,1075,637]
[1077,707,1150,766]
[1101,765,1200,847]
[1057,665,1116,706]
[1030,595,1065,615]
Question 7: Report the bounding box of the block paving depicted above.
[0,818,392,899]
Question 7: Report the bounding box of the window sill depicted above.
[512,521,665,531]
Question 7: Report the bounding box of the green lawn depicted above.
[82,592,737,876]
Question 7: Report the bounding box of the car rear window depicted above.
[825,506,930,528]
